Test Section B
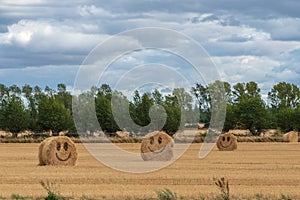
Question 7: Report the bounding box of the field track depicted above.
[0,143,299,199]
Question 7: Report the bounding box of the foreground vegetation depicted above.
[1,192,297,200]
[1,81,300,136]
[1,183,297,200]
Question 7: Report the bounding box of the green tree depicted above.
[275,107,295,132]
[55,83,73,115]
[22,84,37,130]
[230,82,267,134]
[162,94,181,134]
[95,85,120,133]
[37,97,73,133]
[0,84,9,108]
[268,82,300,109]
[235,96,267,134]
[0,97,30,135]
[191,83,210,123]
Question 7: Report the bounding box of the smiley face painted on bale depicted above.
[55,140,71,161]
[141,131,174,161]
[216,133,237,151]
[39,136,78,166]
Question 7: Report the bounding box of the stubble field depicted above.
[0,142,299,199]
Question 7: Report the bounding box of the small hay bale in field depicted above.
[116,131,129,138]
[0,131,13,137]
[38,136,77,166]
[141,131,174,161]
[217,133,237,151]
[261,129,277,137]
[228,129,250,136]
[282,131,298,143]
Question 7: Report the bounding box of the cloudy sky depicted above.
[0,0,300,97]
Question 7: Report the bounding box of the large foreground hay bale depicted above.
[282,131,298,143]
[141,131,174,161]
[217,133,237,151]
[38,136,77,166]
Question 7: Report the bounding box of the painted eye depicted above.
[222,136,225,141]
[150,137,154,145]
[64,142,68,151]
[158,136,162,144]
[227,137,230,142]
[56,142,61,151]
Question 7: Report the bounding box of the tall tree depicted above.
[268,82,300,109]
[55,83,72,112]
[37,97,73,133]
[191,83,210,123]
[0,97,30,135]
[95,85,119,133]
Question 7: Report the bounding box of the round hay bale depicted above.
[38,136,78,166]
[282,131,298,143]
[141,131,174,161]
[217,133,237,151]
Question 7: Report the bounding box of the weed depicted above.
[80,194,96,200]
[156,188,178,200]
[40,180,66,200]
[255,194,263,199]
[214,177,230,200]
[280,194,292,200]
[11,194,25,200]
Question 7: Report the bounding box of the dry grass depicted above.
[0,143,300,199]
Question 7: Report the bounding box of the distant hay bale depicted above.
[58,131,68,136]
[0,131,13,137]
[116,131,129,138]
[198,123,206,129]
[217,133,237,151]
[228,129,250,136]
[261,129,278,137]
[141,131,174,161]
[38,136,78,166]
[17,130,34,138]
[282,131,299,143]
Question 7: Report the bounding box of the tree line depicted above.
[0,81,299,137]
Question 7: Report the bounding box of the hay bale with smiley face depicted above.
[217,132,237,151]
[282,131,298,143]
[140,131,174,161]
[39,136,78,166]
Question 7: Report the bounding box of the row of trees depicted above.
[192,81,300,134]
[0,81,300,136]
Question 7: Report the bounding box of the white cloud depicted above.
[213,55,282,94]
[78,5,113,17]
[0,0,43,5]
[1,19,108,53]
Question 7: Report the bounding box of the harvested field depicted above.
[0,143,299,199]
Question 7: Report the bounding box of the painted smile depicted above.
[56,153,71,161]
[220,142,232,149]
[148,146,166,154]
